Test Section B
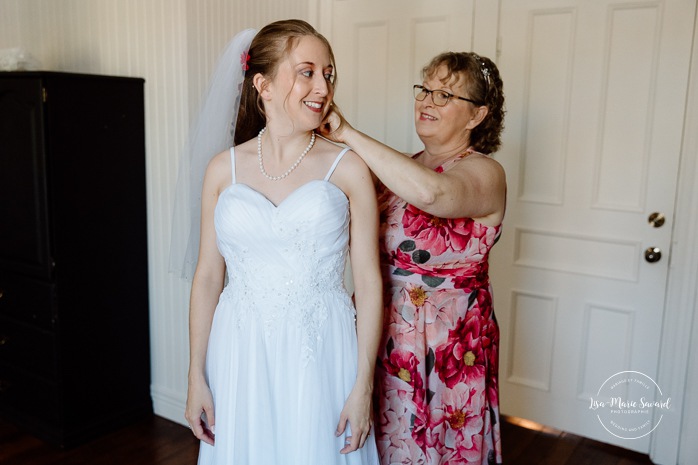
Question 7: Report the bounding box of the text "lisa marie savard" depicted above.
[589,397,672,410]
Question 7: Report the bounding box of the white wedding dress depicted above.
[197,146,378,465]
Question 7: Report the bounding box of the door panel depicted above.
[492,0,695,453]
[0,79,51,278]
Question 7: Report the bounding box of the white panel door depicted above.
[321,0,696,455]
[491,0,695,453]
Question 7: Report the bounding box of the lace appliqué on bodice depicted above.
[220,240,348,366]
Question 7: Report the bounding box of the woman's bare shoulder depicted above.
[205,149,230,176]
[454,151,506,180]
[203,148,235,192]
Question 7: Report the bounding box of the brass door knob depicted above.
[648,212,665,228]
[645,247,662,263]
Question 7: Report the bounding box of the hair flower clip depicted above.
[240,51,251,71]
[471,53,491,86]
[481,65,491,85]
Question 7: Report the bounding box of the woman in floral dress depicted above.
[320,51,506,464]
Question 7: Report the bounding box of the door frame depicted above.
[651,3,698,464]
[308,1,698,463]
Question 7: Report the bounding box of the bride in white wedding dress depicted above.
[182,20,382,465]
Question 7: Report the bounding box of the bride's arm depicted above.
[185,151,228,445]
[333,150,383,454]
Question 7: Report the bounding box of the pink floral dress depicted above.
[374,150,502,465]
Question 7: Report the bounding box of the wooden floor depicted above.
[0,414,656,465]
[500,416,654,465]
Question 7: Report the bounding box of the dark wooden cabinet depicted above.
[0,72,151,447]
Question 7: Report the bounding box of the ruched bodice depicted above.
[215,180,349,295]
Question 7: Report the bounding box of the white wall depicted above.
[0,0,308,425]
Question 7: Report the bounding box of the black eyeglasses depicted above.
[413,85,481,106]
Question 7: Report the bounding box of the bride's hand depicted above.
[185,376,216,445]
[335,386,373,454]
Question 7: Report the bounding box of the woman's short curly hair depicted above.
[422,52,505,154]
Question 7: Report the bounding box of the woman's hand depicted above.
[319,103,352,143]
[335,385,373,454]
[185,376,216,445]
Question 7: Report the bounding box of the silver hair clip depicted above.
[481,66,491,85]
[472,53,491,86]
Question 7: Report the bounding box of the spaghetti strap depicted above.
[229,147,236,184]
[324,147,351,181]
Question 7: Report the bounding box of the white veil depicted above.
[169,28,257,280]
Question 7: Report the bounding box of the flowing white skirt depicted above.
[197,287,379,465]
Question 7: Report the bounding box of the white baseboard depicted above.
[151,384,187,426]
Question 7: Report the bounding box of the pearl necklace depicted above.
[257,127,315,181]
